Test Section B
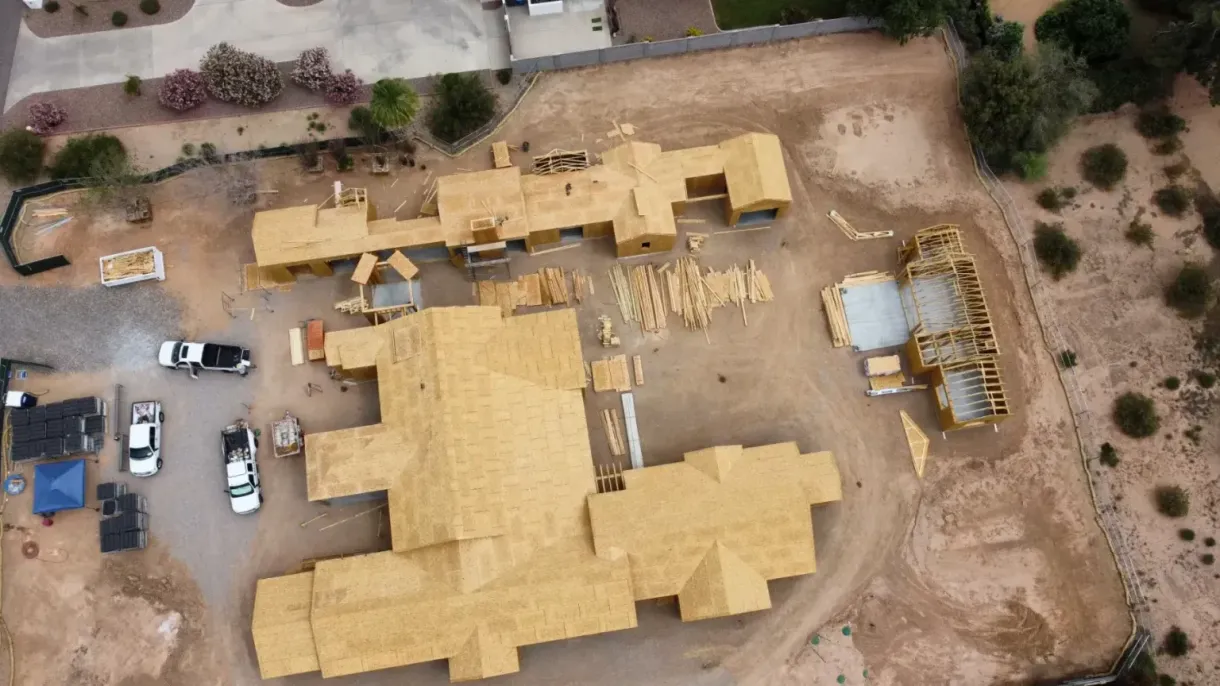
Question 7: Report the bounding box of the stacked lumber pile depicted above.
[101,250,155,281]
[607,264,668,334]
[475,267,584,316]
[821,286,850,348]
[591,354,632,392]
[609,258,776,335]
[601,409,627,457]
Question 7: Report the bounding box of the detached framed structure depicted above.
[249,133,793,282]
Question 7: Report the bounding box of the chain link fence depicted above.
[941,23,1149,679]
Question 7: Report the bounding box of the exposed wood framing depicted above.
[532,149,591,175]
[899,411,930,478]
[827,210,894,241]
[898,223,964,264]
[942,357,1010,424]
[902,252,999,368]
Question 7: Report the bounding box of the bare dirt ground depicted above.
[1,33,1135,686]
[997,77,1220,685]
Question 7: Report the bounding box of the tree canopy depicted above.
[369,78,419,131]
[1034,0,1131,63]
[961,44,1097,171]
[848,0,950,44]
[1151,1,1220,104]
[426,73,498,144]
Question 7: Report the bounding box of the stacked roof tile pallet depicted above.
[9,396,107,462]
[97,482,149,553]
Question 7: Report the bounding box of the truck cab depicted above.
[129,401,163,477]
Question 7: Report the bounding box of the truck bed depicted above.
[131,401,157,424]
[203,344,242,369]
[223,428,250,458]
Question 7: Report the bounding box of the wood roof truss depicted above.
[532,149,591,175]
[899,224,964,264]
[942,357,1010,422]
[903,253,999,367]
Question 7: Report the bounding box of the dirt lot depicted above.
[0,33,1134,686]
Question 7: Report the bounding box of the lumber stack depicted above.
[601,409,627,457]
[821,286,850,348]
[608,257,776,336]
[475,268,581,316]
[591,355,632,392]
[539,267,569,306]
[101,251,155,281]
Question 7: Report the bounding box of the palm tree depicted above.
[369,78,419,131]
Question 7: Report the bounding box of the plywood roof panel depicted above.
[720,133,793,211]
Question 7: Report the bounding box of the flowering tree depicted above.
[200,42,284,107]
[325,70,363,106]
[158,69,208,111]
[291,47,332,91]
[27,102,67,135]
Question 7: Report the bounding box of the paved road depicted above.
[0,0,21,112]
[4,0,512,112]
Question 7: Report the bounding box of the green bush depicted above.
[1034,0,1130,63]
[0,128,46,184]
[427,72,497,144]
[1163,162,1188,180]
[1059,350,1078,368]
[1081,143,1128,189]
[1207,537,1216,547]
[1034,221,1082,279]
[1137,106,1186,138]
[44,0,59,11]
[123,75,141,97]
[1015,152,1049,180]
[369,78,419,130]
[850,0,947,43]
[1179,528,1195,541]
[1086,57,1174,113]
[1126,219,1153,246]
[1163,375,1181,390]
[1113,392,1159,437]
[1154,185,1191,216]
[986,20,1025,61]
[1194,370,1216,388]
[1198,193,1220,251]
[139,0,160,13]
[1163,627,1190,656]
[47,134,126,180]
[1166,264,1211,318]
[1203,554,1215,565]
[111,10,128,26]
[685,27,704,36]
[199,142,219,164]
[1037,186,1076,210]
[1155,485,1189,517]
[348,106,387,147]
[495,68,512,85]
[1153,137,1183,155]
[1099,442,1119,466]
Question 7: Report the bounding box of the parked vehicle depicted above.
[158,341,252,377]
[222,420,262,515]
[129,401,164,477]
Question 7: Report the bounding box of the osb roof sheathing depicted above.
[719,133,793,211]
[251,573,320,678]
[587,443,841,621]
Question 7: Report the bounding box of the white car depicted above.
[222,421,262,515]
[159,341,252,376]
[129,401,164,477]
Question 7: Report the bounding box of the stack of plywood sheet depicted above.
[475,268,575,316]
[591,355,632,392]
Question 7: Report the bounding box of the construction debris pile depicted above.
[609,258,773,335]
[476,268,589,317]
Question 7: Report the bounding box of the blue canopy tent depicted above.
[32,459,86,515]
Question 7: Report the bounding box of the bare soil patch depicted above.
[23,0,193,38]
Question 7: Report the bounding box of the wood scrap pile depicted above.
[101,250,155,281]
[609,258,777,336]
[601,408,627,457]
[687,233,707,254]
[334,296,367,314]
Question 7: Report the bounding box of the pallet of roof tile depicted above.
[84,415,107,434]
[9,408,29,426]
[43,402,64,420]
[97,482,128,500]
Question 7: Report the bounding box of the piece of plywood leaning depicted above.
[828,210,894,241]
[900,410,930,478]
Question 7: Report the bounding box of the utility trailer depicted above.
[271,412,302,458]
[100,246,165,287]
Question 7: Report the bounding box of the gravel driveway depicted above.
[0,283,183,372]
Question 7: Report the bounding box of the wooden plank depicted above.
[289,328,305,366]
[352,253,378,285]
[633,355,644,386]
[868,372,906,391]
[306,320,325,361]
[495,282,515,317]
[492,141,512,169]
[609,354,631,392]
[386,251,419,280]
[592,360,614,393]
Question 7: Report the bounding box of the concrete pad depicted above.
[506,4,610,60]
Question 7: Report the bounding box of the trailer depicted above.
[100,246,165,287]
[271,412,302,458]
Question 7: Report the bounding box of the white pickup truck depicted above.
[159,341,253,377]
[129,401,164,477]
[221,420,262,515]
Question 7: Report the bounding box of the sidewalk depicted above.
[5,0,511,112]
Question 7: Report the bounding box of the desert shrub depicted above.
[1205,211,1220,251]
[1203,554,1215,565]
[1194,370,1216,388]
[200,42,283,107]
[139,0,160,13]
[1034,0,1130,63]
[124,75,141,96]
[685,27,703,36]
[1163,627,1190,656]
[47,134,126,180]
[368,77,417,129]
[1179,528,1195,540]
[348,106,386,146]
[1164,375,1181,389]
[1086,57,1174,113]
[1099,442,1119,466]
[1137,106,1186,138]
[1154,185,1191,216]
[1153,137,1183,155]
[1155,485,1189,517]
[1137,0,1191,15]
[1059,350,1078,368]
[1126,218,1153,246]
[1207,537,1216,547]
[779,4,817,25]
[111,10,128,26]
[324,70,362,106]
[44,0,59,11]
[180,143,195,156]
[27,102,66,135]
[291,47,331,92]
[199,142,219,164]
[1163,161,1188,179]
[1037,187,1077,210]
[1081,143,1127,189]
[495,68,513,85]
[1015,152,1049,180]
[158,69,207,111]
[427,72,497,144]
[1113,391,1159,437]
[1034,221,1082,279]
[987,20,1025,61]
[1167,264,1211,317]
[0,129,46,184]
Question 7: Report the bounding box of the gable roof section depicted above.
[251,573,319,679]
[720,133,793,211]
[586,443,841,620]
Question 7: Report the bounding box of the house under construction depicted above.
[828,225,1011,431]
[250,306,841,682]
[248,133,792,283]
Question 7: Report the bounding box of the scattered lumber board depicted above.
[821,285,851,348]
[633,355,644,386]
[601,408,627,457]
[828,209,894,240]
[289,328,305,366]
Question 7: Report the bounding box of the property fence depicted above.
[942,24,1150,684]
[509,16,882,72]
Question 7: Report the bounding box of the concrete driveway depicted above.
[4,0,510,111]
